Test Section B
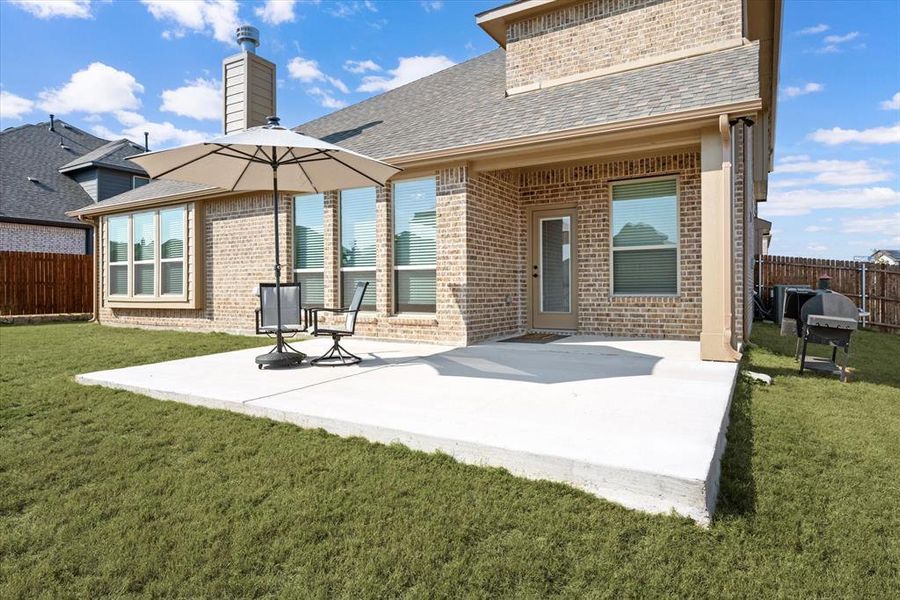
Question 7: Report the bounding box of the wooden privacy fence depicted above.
[0,251,92,316]
[755,254,900,332]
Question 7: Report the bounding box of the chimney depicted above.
[144,131,149,152]
[222,25,276,134]
[49,114,55,131]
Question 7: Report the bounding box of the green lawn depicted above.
[1,322,898,598]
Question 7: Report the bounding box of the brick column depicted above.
[375,184,392,317]
[436,165,469,344]
[323,191,340,308]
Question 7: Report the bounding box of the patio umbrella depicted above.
[128,116,401,368]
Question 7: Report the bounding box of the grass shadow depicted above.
[714,361,757,519]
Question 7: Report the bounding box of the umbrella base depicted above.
[255,349,306,369]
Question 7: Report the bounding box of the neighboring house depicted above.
[755,217,773,256]
[869,249,899,265]
[70,0,781,362]
[0,119,147,255]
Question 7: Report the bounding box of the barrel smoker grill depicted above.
[782,281,859,383]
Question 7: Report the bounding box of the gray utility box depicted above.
[772,284,812,325]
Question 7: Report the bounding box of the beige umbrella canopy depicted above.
[129,116,401,368]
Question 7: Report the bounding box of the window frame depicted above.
[292,193,326,308]
[107,214,130,298]
[339,187,377,311]
[392,176,437,315]
[609,175,681,298]
[105,204,189,302]
[132,175,150,189]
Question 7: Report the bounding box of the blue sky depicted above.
[1,0,898,258]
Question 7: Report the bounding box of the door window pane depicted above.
[540,216,571,313]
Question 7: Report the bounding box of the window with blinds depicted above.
[393,178,436,313]
[293,193,325,307]
[340,187,376,309]
[106,205,187,300]
[611,178,679,295]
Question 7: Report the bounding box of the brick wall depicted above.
[0,221,86,254]
[98,193,293,334]
[95,152,709,344]
[505,0,743,90]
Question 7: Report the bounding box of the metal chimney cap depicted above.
[236,25,260,53]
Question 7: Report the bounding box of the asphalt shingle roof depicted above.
[59,138,147,174]
[72,43,761,215]
[1,121,107,226]
[298,43,761,159]
[70,179,216,216]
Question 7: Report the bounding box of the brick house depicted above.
[1,119,148,254]
[70,0,781,362]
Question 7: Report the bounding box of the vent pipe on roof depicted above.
[49,114,55,132]
[144,132,149,152]
[236,25,260,53]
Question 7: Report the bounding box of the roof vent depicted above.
[49,114,55,132]
[236,25,260,53]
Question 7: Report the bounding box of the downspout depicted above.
[78,215,100,323]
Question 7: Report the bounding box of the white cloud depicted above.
[287,57,347,94]
[37,62,143,114]
[141,0,239,44]
[96,110,213,148]
[287,57,323,82]
[255,0,296,24]
[328,1,376,18]
[824,32,859,44]
[783,82,823,98]
[797,23,829,35]
[774,158,893,186]
[810,124,900,145]
[806,243,828,254]
[420,1,443,11]
[804,225,831,233]
[762,186,900,217]
[326,76,349,94]
[842,212,900,236]
[880,92,900,111]
[306,87,347,110]
[816,31,860,54]
[160,78,221,121]
[343,59,381,74]
[357,55,455,93]
[780,154,811,163]
[9,0,92,19]
[0,91,35,120]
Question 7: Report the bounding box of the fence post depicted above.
[860,262,867,328]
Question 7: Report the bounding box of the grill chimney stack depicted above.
[236,25,260,54]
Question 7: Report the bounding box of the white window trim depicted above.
[105,205,188,301]
[392,176,437,315]
[609,175,681,298]
[339,188,377,311]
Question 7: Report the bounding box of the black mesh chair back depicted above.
[344,281,368,332]
[259,283,302,332]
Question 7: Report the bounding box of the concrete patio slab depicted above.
[77,336,739,524]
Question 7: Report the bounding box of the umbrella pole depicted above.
[273,165,283,353]
[256,161,305,369]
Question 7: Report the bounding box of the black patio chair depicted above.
[309,281,368,366]
[255,282,308,366]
